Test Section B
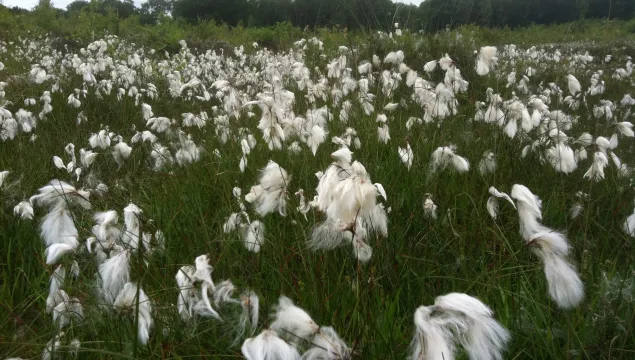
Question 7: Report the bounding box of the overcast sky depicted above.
[3,0,423,11]
[3,0,145,10]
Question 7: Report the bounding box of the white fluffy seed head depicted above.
[270,296,319,341]
[241,329,300,360]
[540,252,585,309]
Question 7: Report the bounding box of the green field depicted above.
[1,17,635,360]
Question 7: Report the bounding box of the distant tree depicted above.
[141,0,174,15]
[173,0,249,25]
[33,0,59,31]
[66,0,89,14]
[139,0,173,24]
[92,0,137,19]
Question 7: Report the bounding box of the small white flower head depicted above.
[512,185,584,309]
[67,94,81,108]
[295,189,312,218]
[566,74,581,95]
[410,293,510,360]
[573,133,592,149]
[595,136,611,151]
[146,117,172,133]
[309,220,353,251]
[30,181,90,250]
[527,232,585,309]
[242,220,265,253]
[150,143,174,172]
[121,203,142,249]
[383,51,399,64]
[377,124,391,144]
[213,279,238,307]
[570,202,584,219]
[621,94,635,106]
[398,143,414,170]
[245,161,290,217]
[13,200,34,220]
[433,292,510,360]
[76,111,87,125]
[303,326,351,360]
[52,292,83,329]
[616,122,634,137]
[47,267,66,314]
[410,305,455,360]
[624,204,635,238]
[424,60,438,73]
[439,54,454,71]
[79,148,98,168]
[383,102,399,112]
[223,212,245,234]
[192,254,215,290]
[42,331,64,360]
[175,265,197,320]
[92,210,121,245]
[98,246,130,304]
[53,156,65,170]
[486,187,516,220]
[430,145,470,174]
[583,152,609,182]
[241,329,300,360]
[478,151,497,175]
[270,296,319,341]
[45,243,76,265]
[358,61,372,74]
[141,103,153,121]
[352,230,372,263]
[112,142,132,166]
[545,143,577,174]
[510,184,548,242]
[237,290,260,337]
[30,180,91,211]
[113,282,153,344]
[0,170,9,188]
[89,130,111,149]
[476,46,498,75]
[69,338,81,356]
[307,124,327,156]
[331,147,353,164]
[406,117,423,130]
[374,183,387,202]
[423,194,438,220]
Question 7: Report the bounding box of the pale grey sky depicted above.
[2,0,146,10]
[3,0,423,10]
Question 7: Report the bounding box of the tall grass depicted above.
[1,22,634,360]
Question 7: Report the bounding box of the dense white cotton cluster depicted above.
[476,46,499,76]
[245,161,291,217]
[242,296,350,360]
[113,282,153,344]
[511,184,584,308]
[309,147,388,261]
[409,293,510,360]
[26,181,91,338]
[176,255,259,340]
[430,145,470,174]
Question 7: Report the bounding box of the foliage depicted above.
[0,4,635,360]
[2,0,635,33]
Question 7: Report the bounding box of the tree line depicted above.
[5,0,635,32]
